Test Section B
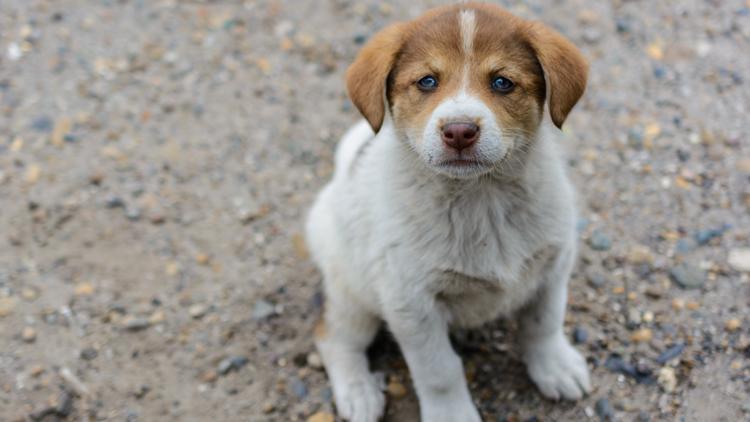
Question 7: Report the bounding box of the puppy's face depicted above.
[347,4,588,179]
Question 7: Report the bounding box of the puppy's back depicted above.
[333,120,374,178]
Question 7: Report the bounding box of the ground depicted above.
[1,0,749,421]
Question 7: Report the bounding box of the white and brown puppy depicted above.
[306,3,590,421]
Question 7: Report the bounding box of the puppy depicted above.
[306,3,590,421]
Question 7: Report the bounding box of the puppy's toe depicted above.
[526,339,591,401]
[334,379,385,422]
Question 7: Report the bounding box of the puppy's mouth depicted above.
[438,159,490,167]
[433,158,495,178]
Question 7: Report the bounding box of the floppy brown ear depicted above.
[527,23,589,129]
[346,23,407,132]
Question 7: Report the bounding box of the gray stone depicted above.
[104,195,125,208]
[80,348,98,360]
[585,268,608,288]
[669,264,705,289]
[728,248,750,272]
[123,317,150,331]
[289,376,308,398]
[31,116,53,132]
[573,327,589,344]
[595,398,614,422]
[589,231,612,251]
[252,300,275,320]
[218,355,249,375]
[125,207,142,221]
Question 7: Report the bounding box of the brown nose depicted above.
[441,122,479,151]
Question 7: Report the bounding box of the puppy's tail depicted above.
[334,119,374,177]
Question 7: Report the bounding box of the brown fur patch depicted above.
[346,23,407,132]
[346,3,587,133]
[525,22,589,128]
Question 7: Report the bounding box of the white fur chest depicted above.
[392,182,557,327]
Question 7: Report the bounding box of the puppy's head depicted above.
[346,3,588,178]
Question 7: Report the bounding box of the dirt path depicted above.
[1,0,749,421]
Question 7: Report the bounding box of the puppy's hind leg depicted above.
[315,294,384,422]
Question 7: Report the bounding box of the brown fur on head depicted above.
[345,3,588,132]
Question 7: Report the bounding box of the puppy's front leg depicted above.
[384,297,481,422]
[518,247,591,401]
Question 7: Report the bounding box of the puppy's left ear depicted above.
[346,22,407,132]
[527,23,589,129]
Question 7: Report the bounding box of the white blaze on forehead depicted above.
[458,9,476,91]
[458,9,476,57]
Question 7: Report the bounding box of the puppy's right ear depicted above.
[346,23,406,132]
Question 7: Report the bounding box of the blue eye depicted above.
[417,75,439,91]
[491,76,514,93]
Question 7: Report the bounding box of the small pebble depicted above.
[604,354,654,384]
[657,367,677,393]
[671,298,685,310]
[627,308,642,326]
[252,300,275,320]
[30,365,44,377]
[307,411,334,422]
[149,213,166,225]
[149,310,165,324]
[669,264,705,289]
[693,225,730,246]
[218,356,249,375]
[189,303,208,319]
[122,316,150,331]
[307,352,323,369]
[627,245,654,265]
[21,288,39,301]
[80,348,98,360]
[675,239,693,254]
[573,326,588,344]
[582,27,602,43]
[387,380,408,398]
[586,269,608,288]
[630,328,653,343]
[31,115,53,132]
[22,327,37,343]
[644,287,663,299]
[728,248,750,272]
[74,282,95,296]
[201,370,218,383]
[588,230,612,251]
[105,195,125,208]
[725,318,741,332]
[289,376,308,398]
[125,207,142,221]
[615,16,632,33]
[595,397,614,421]
[656,343,685,364]
[262,402,275,414]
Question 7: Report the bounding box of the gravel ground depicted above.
[1,0,749,421]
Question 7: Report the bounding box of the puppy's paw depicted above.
[524,336,591,401]
[333,378,385,422]
[421,396,481,422]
